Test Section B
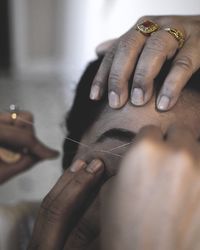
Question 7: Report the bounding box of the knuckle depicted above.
[74,177,85,186]
[160,83,178,98]
[174,55,194,72]
[133,69,148,87]
[40,197,62,223]
[117,35,139,51]
[71,218,95,247]
[109,73,123,90]
[104,47,116,62]
[74,174,91,188]
[43,206,62,224]
[146,34,167,53]
[42,192,54,209]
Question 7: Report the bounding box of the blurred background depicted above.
[0,0,199,203]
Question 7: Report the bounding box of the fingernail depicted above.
[131,88,144,106]
[70,160,86,172]
[109,91,120,108]
[86,159,104,174]
[157,95,170,111]
[90,85,100,100]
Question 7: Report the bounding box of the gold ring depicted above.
[9,104,18,121]
[136,20,160,36]
[163,27,185,48]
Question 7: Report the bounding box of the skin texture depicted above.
[76,89,200,177]
[28,159,104,250]
[0,111,59,184]
[101,125,200,250]
[29,89,200,250]
[90,15,200,111]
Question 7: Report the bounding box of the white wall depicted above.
[10,0,61,77]
[11,0,200,82]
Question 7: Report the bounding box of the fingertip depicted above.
[108,91,128,109]
[156,95,171,111]
[48,149,60,159]
[86,159,104,174]
[70,159,86,172]
[131,87,144,106]
[109,91,120,108]
[90,85,101,100]
[34,144,60,160]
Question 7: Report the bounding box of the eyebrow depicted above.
[96,128,136,143]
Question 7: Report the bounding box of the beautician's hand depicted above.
[90,15,200,111]
[0,111,59,184]
[28,159,104,250]
[101,125,200,250]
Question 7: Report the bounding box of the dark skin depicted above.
[90,15,200,111]
[28,126,200,250]
[0,111,58,184]
[28,159,104,250]
[28,89,200,250]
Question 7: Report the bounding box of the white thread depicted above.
[64,136,122,158]
[63,136,90,149]
[5,113,132,159]
[17,117,34,126]
[109,142,133,151]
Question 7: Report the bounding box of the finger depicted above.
[166,124,199,154]
[28,159,104,250]
[0,111,34,129]
[29,160,87,248]
[136,125,163,143]
[157,37,200,111]
[131,30,178,106]
[0,112,14,125]
[90,45,117,100]
[95,39,117,56]
[15,112,34,129]
[0,155,36,184]
[64,197,100,249]
[42,160,87,208]
[108,30,146,108]
[0,124,59,159]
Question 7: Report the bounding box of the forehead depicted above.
[72,91,200,177]
[83,95,199,144]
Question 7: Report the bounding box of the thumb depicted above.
[0,124,59,160]
[30,140,60,160]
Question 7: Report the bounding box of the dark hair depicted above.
[62,58,106,168]
[63,57,200,169]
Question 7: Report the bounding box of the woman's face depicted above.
[73,90,200,177]
[64,90,200,250]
